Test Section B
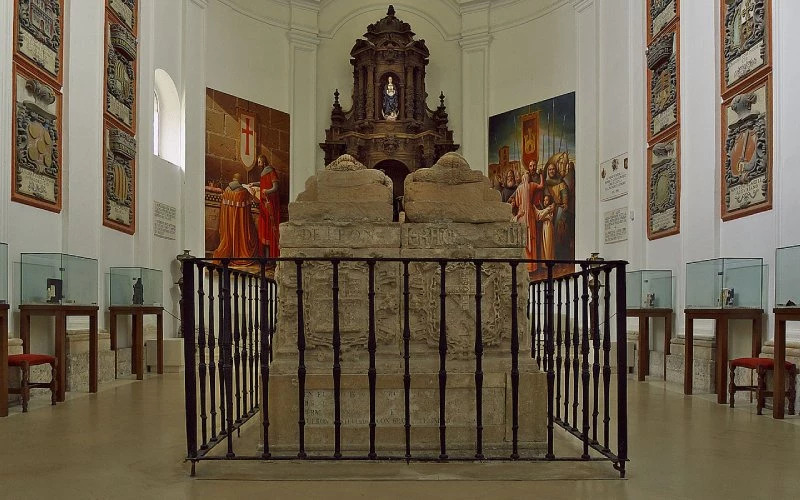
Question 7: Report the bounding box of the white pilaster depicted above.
[0,0,12,242]
[459,2,491,173]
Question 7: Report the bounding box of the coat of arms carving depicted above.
[722,0,770,95]
[14,0,64,85]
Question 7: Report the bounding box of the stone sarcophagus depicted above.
[269,153,545,454]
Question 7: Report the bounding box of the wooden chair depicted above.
[7,354,57,413]
[729,357,797,416]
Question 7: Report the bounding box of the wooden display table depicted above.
[19,304,99,402]
[683,308,763,404]
[109,306,163,380]
[773,307,799,419]
[1,304,8,417]
[628,308,673,381]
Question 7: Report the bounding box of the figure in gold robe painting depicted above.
[488,92,576,279]
[257,154,280,258]
[212,173,259,262]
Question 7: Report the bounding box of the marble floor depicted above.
[0,372,798,499]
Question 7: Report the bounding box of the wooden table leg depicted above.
[684,315,693,395]
[774,318,786,419]
[156,311,164,375]
[20,311,30,354]
[751,315,762,357]
[717,319,729,405]
[1,311,8,417]
[135,312,144,380]
[109,310,117,380]
[664,313,673,380]
[89,312,98,393]
[637,316,648,381]
[55,311,66,402]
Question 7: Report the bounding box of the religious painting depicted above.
[647,0,678,44]
[647,132,680,240]
[647,27,679,141]
[104,20,137,132]
[721,74,772,221]
[721,0,770,97]
[205,88,290,262]
[11,62,62,213]
[102,122,136,234]
[107,0,137,35]
[14,0,64,86]
[488,92,576,280]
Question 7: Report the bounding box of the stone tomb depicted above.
[269,153,545,454]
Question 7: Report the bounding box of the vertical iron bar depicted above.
[367,260,378,460]
[248,274,255,413]
[602,267,612,452]
[208,266,217,441]
[402,261,412,460]
[197,263,208,450]
[332,260,342,459]
[233,272,242,425]
[536,282,542,369]
[296,260,307,459]
[510,262,520,460]
[556,277,563,421]
[269,280,275,363]
[260,262,270,459]
[545,263,555,460]
[474,261,484,460]
[572,273,580,430]
[529,282,535,360]
[615,264,629,478]
[590,268,601,445]
[580,264,591,459]
[222,262,235,458]
[253,273,259,410]
[182,259,197,462]
[239,274,248,420]
[563,276,571,427]
[438,260,448,460]
[217,268,227,437]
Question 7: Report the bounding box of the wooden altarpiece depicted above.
[320,6,459,199]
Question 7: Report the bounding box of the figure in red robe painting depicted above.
[257,155,280,258]
[213,173,259,263]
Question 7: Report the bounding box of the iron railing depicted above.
[182,257,628,477]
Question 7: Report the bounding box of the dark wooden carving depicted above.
[320,5,459,195]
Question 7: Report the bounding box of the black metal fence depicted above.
[182,257,628,477]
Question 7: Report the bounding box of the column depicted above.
[459,1,491,174]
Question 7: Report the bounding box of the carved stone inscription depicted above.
[304,387,505,427]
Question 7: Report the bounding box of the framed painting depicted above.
[647,131,680,240]
[104,18,138,132]
[11,62,62,213]
[721,0,771,97]
[13,0,64,87]
[646,25,679,142]
[721,74,772,221]
[103,121,137,234]
[107,0,138,36]
[647,0,679,45]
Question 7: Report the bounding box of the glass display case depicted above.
[685,258,764,309]
[109,267,163,307]
[20,253,98,306]
[776,245,800,307]
[626,270,672,309]
[0,242,7,304]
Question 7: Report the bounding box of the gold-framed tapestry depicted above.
[11,62,62,213]
[102,121,136,234]
[721,74,772,221]
[13,0,64,87]
[721,0,771,97]
[647,131,680,240]
[646,24,679,142]
[647,0,679,45]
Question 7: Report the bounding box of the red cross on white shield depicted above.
[239,113,256,169]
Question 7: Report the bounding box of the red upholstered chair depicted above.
[7,354,57,413]
[729,357,797,416]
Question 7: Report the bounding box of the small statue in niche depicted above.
[132,277,144,305]
[382,76,399,121]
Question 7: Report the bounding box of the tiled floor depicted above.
[1,373,798,499]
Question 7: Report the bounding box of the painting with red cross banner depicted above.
[204,88,290,260]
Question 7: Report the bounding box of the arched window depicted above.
[153,69,181,166]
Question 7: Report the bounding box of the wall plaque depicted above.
[721,0,770,96]
[647,132,680,239]
[721,74,772,221]
[153,201,176,240]
[14,0,64,86]
[12,63,62,212]
[600,153,629,201]
[604,207,628,244]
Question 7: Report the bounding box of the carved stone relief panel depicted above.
[647,132,680,240]
[647,27,679,141]
[105,21,137,131]
[721,0,770,96]
[14,0,64,86]
[103,122,136,233]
